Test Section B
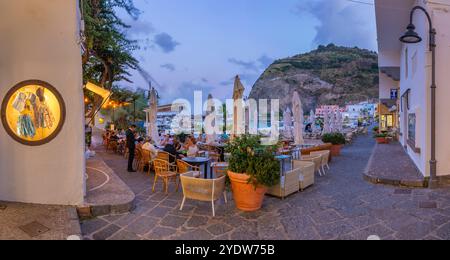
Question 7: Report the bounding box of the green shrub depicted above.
[322,133,346,145]
[226,135,280,188]
[372,126,379,133]
[374,133,388,138]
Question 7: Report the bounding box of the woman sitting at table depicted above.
[142,138,158,159]
[160,134,170,147]
[185,137,199,158]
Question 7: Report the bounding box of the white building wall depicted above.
[379,72,399,99]
[398,0,450,177]
[0,0,85,205]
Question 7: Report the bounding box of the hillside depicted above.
[249,44,379,112]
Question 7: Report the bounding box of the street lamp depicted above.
[399,6,438,187]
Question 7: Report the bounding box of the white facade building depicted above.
[375,0,450,181]
[0,0,85,204]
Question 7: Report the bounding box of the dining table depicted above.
[182,157,211,179]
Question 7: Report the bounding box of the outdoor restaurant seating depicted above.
[156,151,177,171]
[300,155,324,176]
[301,143,333,162]
[310,150,331,174]
[293,160,315,191]
[179,172,227,217]
[152,159,178,194]
[177,160,201,179]
[267,168,301,199]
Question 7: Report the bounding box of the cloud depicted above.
[160,63,176,72]
[228,58,259,71]
[127,19,155,36]
[154,33,180,53]
[257,55,275,69]
[296,0,377,50]
[228,55,275,72]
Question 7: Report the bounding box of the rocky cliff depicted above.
[249,44,379,112]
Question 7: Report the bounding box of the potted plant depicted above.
[372,126,380,133]
[226,135,280,212]
[374,133,389,144]
[322,133,346,156]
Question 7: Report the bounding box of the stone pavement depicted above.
[0,202,81,240]
[81,135,450,240]
[364,142,426,188]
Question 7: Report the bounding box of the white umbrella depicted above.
[232,75,245,137]
[336,110,343,133]
[148,87,159,145]
[283,108,293,139]
[292,91,304,145]
[309,110,316,133]
[323,111,331,134]
[205,94,217,144]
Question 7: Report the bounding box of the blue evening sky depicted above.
[118,0,376,105]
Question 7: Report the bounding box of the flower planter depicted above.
[330,144,343,157]
[376,137,389,144]
[228,171,267,212]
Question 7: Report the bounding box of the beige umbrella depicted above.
[148,87,159,145]
[205,94,217,144]
[292,91,304,145]
[232,75,245,137]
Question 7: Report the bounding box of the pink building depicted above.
[315,105,345,117]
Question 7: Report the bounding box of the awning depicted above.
[85,82,111,103]
[380,67,400,81]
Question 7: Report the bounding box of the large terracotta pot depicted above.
[330,144,343,157]
[227,171,267,212]
[376,137,389,144]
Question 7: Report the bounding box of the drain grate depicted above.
[19,221,50,238]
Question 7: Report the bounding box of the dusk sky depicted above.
[118,0,377,105]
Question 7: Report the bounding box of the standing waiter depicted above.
[126,125,137,172]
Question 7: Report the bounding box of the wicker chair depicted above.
[177,160,201,178]
[211,162,228,178]
[156,151,177,171]
[300,155,324,176]
[138,149,152,173]
[152,159,178,194]
[179,172,227,217]
[267,168,301,199]
[310,150,331,175]
[293,160,315,191]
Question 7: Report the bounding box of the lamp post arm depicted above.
[410,6,433,32]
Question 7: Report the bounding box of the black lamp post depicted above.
[400,6,438,187]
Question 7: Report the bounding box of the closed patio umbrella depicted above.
[283,108,293,139]
[148,87,159,145]
[292,91,304,145]
[232,75,245,137]
[206,94,217,144]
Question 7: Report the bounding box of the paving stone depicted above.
[186,216,209,228]
[206,223,233,236]
[350,224,394,240]
[315,220,355,240]
[160,199,180,208]
[146,226,177,240]
[160,215,188,229]
[395,221,435,240]
[125,216,159,235]
[114,213,140,227]
[145,206,172,218]
[92,224,121,240]
[80,218,109,235]
[173,229,213,240]
[419,201,438,209]
[309,210,343,224]
[436,223,450,240]
[108,230,141,240]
